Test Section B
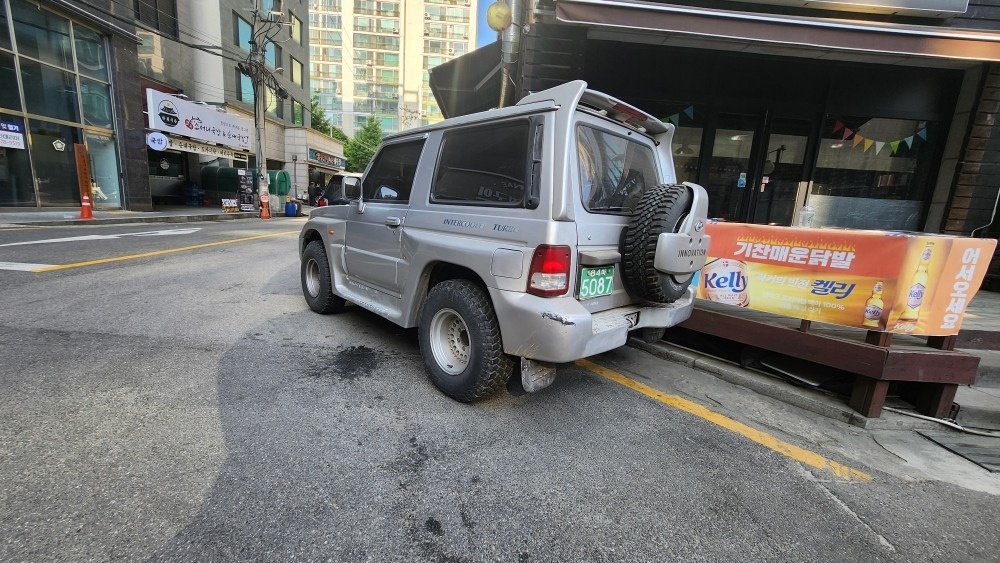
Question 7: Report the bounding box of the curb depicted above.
[628,338,946,431]
[4,212,261,227]
[954,386,1000,430]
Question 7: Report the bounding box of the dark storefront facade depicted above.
[432,0,1000,289]
[0,0,145,210]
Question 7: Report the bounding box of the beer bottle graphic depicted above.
[862,280,884,328]
[899,242,934,322]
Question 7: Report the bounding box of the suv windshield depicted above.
[577,124,659,214]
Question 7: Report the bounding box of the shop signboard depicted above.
[237,169,255,212]
[165,135,249,161]
[147,90,252,151]
[308,148,346,169]
[695,222,997,336]
[0,121,24,149]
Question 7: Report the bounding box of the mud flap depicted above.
[521,358,557,393]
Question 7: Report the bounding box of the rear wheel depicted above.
[621,184,693,303]
[418,280,514,402]
[301,240,346,314]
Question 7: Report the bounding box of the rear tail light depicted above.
[527,245,571,297]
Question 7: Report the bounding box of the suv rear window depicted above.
[431,120,530,207]
[577,124,659,214]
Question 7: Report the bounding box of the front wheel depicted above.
[301,240,346,314]
[418,280,514,402]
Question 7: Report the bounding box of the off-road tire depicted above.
[301,240,347,314]
[621,183,693,304]
[418,280,514,402]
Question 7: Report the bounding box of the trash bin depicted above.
[285,201,297,217]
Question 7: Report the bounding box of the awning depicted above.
[556,0,1000,64]
[429,41,503,119]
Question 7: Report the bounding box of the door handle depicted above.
[385,216,402,228]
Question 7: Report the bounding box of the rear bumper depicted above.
[490,287,695,363]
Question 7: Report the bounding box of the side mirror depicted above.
[344,176,361,200]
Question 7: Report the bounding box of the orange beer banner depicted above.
[694,222,997,336]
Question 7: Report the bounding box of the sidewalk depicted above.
[648,288,1000,432]
[0,205,268,227]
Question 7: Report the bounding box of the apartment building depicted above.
[309,0,477,136]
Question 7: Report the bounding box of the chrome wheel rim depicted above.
[429,308,470,375]
[305,258,321,298]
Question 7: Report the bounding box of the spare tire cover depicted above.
[621,183,693,304]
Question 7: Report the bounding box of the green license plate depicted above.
[579,266,615,299]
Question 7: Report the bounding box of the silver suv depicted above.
[299,80,710,401]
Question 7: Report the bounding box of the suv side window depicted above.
[431,120,531,207]
[363,139,425,203]
[577,124,659,214]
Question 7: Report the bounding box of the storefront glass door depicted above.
[751,118,811,226]
[704,114,757,221]
[701,113,812,225]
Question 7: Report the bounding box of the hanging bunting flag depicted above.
[831,116,930,154]
[668,114,679,125]
[683,106,695,119]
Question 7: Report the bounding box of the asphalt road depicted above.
[0,219,998,562]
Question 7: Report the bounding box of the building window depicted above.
[12,0,73,69]
[0,52,21,111]
[290,13,302,44]
[133,0,178,38]
[239,70,254,102]
[20,59,80,123]
[80,78,113,129]
[235,15,251,51]
[811,116,940,231]
[291,57,303,86]
[266,43,279,68]
[293,100,304,125]
[74,25,109,82]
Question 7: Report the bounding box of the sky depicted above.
[477,1,499,48]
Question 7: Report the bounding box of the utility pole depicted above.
[239,1,289,217]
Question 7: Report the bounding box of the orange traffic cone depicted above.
[79,194,94,220]
[259,195,271,220]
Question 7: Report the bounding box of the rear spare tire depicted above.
[621,183,694,304]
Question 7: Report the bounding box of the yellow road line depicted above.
[33,231,298,272]
[576,358,871,482]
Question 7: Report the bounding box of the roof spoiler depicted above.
[517,80,668,136]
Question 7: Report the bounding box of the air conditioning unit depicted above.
[447,48,454,55]
[336,88,342,95]
[462,34,468,39]
[392,28,399,34]
[424,12,431,18]
[366,61,373,66]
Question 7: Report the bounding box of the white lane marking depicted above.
[0,228,202,248]
[0,262,56,272]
